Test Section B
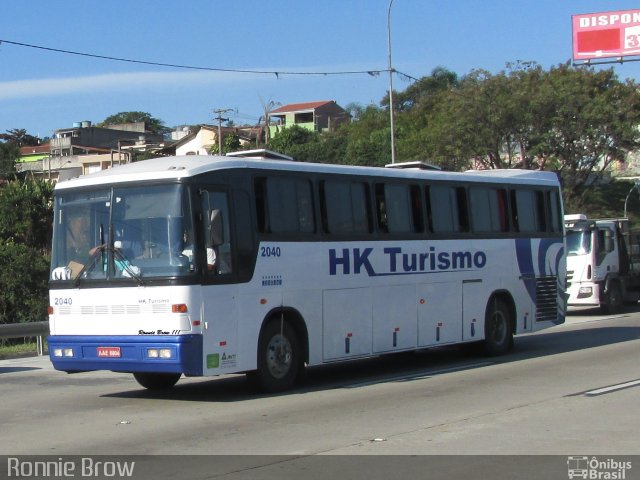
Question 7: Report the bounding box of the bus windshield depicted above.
[566,229,592,256]
[50,184,196,282]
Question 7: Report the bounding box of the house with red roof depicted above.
[268,100,349,140]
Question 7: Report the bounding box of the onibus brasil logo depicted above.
[567,456,632,479]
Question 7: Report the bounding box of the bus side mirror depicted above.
[210,209,224,247]
[603,230,614,253]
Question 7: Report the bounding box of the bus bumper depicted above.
[566,281,601,307]
[48,334,203,376]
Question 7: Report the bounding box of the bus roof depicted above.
[54,155,561,190]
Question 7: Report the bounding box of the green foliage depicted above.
[258,63,640,212]
[0,142,19,179]
[565,180,640,228]
[0,241,49,324]
[97,111,171,136]
[0,179,53,324]
[0,179,53,251]
[0,128,41,147]
[209,133,242,155]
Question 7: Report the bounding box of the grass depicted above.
[0,338,47,359]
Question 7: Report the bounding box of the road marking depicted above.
[585,379,640,396]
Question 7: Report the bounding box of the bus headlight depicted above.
[577,287,593,298]
[146,348,174,359]
[53,348,74,357]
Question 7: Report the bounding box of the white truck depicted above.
[565,214,640,313]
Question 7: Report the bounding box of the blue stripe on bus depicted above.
[47,334,203,375]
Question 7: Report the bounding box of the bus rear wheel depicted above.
[133,372,181,390]
[250,320,300,393]
[483,297,513,356]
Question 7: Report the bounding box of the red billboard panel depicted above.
[572,9,640,61]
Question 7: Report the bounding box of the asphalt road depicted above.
[1,308,639,478]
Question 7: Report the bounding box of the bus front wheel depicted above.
[133,372,181,390]
[483,297,513,356]
[250,320,300,393]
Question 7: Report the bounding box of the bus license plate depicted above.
[97,347,121,358]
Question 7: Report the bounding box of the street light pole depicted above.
[387,0,396,164]
[623,179,640,218]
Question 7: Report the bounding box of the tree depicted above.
[340,105,391,166]
[209,133,242,155]
[419,63,640,204]
[0,128,41,147]
[0,178,54,325]
[97,111,171,136]
[0,142,19,179]
[269,125,316,154]
[0,179,54,250]
[0,241,49,324]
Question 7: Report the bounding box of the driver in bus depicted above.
[181,231,216,272]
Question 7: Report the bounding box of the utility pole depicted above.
[213,108,233,155]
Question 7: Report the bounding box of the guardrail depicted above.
[0,321,49,356]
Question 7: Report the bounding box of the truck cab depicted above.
[565,214,640,313]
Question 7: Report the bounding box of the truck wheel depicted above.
[251,320,300,393]
[483,297,514,356]
[133,372,181,390]
[601,282,622,314]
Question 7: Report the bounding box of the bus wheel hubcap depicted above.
[266,334,292,379]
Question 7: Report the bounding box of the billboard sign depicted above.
[572,9,640,61]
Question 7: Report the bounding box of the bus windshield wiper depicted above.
[113,247,145,286]
[72,244,145,286]
[72,244,107,287]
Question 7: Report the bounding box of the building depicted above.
[49,121,164,157]
[170,125,261,156]
[268,100,349,140]
[17,121,166,181]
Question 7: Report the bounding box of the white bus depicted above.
[48,156,566,392]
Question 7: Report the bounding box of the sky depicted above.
[2,0,640,138]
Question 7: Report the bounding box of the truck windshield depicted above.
[566,229,592,256]
[50,184,196,283]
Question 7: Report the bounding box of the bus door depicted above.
[199,188,239,374]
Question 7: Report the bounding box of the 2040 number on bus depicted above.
[261,246,281,257]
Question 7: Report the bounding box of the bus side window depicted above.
[375,183,422,234]
[321,180,371,234]
[513,189,546,234]
[469,187,509,233]
[429,185,469,234]
[202,190,233,275]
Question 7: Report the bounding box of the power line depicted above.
[0,38,415,80]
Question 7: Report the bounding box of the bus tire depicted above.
[252,320,300,393]
[133,372,181,390]
[482,297,513,356]
[601,281,622,314]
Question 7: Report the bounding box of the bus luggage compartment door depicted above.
[417,282,462,346]
[372,284,417,353]
[322,288,372,361]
